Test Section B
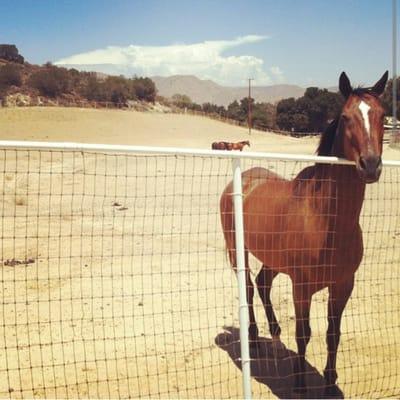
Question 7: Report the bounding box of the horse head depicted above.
[337,71,388,183]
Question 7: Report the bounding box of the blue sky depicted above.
[1,0,398,87]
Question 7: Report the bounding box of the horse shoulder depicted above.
[286,173,336,268]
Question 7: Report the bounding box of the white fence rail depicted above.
[0,141,399,399]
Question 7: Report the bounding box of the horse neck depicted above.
[320,124,367,231]
[312,164,365,234]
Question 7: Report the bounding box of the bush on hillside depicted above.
[29,65,72,97]
[131,77,156,102]
[0,63,22,88]
[81,74,157,105]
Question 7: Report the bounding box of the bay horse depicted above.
[220,71,388,394]
[212,140,250,151]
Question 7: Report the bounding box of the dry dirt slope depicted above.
[0,106,318,153]
[1,106,398,158]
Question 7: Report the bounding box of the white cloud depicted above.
[270,66,284,83]
[54,35,284,86]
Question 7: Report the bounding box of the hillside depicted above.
[152,75,305,106]
[0,45,156,107]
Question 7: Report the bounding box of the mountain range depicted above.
[151,75,306,107]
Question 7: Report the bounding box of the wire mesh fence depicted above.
[0,145,399,398]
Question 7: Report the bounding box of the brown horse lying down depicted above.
[211,140,250,151]
[220,71,388,395]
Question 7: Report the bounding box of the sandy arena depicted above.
[0,107,399,399]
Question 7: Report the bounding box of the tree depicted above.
[202,102,225,116]
[81,74,105,101]
[381,78,400,120]
[252,102,276,130]
[102,76,131,104]
[276,98,297,130]
[239,97,254,123]
[227,100,241,120]
[171,94,193,109]
[276,89,343,132]
[131,77,156,102]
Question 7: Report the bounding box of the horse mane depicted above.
[351,86,379,98]
[316,118,339,156]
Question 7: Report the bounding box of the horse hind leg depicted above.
[220,194,258,347]
[256,266,281,338]
[226,245,259,348]
[243,251,260,346]
[256,267,286,357]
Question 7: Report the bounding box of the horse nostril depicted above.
[359,157,367,171]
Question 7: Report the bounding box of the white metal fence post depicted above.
[231,158,252,400]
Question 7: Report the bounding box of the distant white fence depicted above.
[0,141,399,399]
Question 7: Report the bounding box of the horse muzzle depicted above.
[356,155,382,183]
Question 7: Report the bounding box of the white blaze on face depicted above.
[359,101,371,137]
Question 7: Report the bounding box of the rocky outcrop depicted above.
[2,93,32,107]
[1,93,49,107]
[0,45,24,64]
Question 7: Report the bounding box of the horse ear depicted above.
[339,72,352,98]
[371,71,389,96]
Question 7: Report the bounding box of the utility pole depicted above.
[393,0,398,135]
[248,78,253,135]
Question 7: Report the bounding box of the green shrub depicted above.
[131,77,156,102]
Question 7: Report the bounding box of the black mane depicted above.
[316,117,339,156]
[351,86,379,98]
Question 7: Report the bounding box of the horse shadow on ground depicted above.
[215,327,343,399]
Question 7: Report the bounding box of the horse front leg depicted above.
[324,276,355,394]
[293,281,312,393]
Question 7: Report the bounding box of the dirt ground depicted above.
[0,107,399,399]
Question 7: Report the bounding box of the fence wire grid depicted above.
[0,148,399,399]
